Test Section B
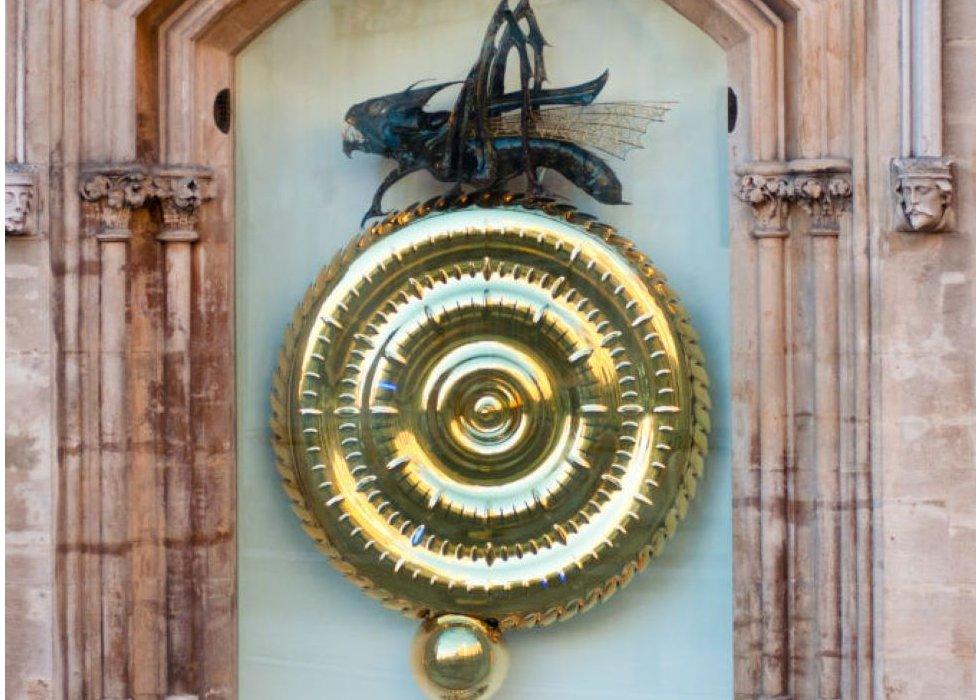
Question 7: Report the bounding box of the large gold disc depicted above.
[272,193,710,629]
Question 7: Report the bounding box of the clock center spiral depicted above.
[457,384,518,446]
[425,341,548,475]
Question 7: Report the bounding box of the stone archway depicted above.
[16,0,882,697]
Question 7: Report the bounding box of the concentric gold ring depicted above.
[272,192,710,629]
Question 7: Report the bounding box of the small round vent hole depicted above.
[727,87,738,134]
[214,88,231,134]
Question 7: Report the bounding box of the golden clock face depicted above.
[272,193,709,630]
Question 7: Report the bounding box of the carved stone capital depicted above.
[891,156,954,233]
[793,175,853,236]
[736,159,853,238]
[79,166,154,241]
[737,174,792,237]
[79,164,215,242]
[152,168,215,243]
[6,167,36,236]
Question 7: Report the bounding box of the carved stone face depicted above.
[5,186,32,233]
[898,176,950,231]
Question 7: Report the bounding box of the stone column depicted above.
[737,171,791,697]
[79,167,155,700]
[152,168,213,700]
[905,0,944,157]
[737,160,854,699]
[77,165,214,699]
[793,174,853,699]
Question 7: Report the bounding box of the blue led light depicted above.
[411,524,426,546]
[378,380,397,392]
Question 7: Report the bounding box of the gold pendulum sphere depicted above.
[410,615,509,700]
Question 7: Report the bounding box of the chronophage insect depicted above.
[342,0,673,225]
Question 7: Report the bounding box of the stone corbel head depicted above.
[892,157,954,233]
[5,170,35,236]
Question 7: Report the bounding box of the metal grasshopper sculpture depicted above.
[342,0,673,225]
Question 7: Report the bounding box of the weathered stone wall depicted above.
[878,2,976,696]
[5,227,55,699]
[6,1,55,697]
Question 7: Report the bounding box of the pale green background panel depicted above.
[236,1,730,697]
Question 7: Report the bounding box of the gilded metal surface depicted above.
[272,192,710,629]
[411,615,508,700]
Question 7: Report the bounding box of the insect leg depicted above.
[361,165,422,227]
[469,1,512,185]
[441,78,473,181]
[496,9,538,191]
[514,0,548,91]
[489,1,547,99]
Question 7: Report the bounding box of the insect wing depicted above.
[489,101,675,160]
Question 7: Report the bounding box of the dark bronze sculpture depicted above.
[342,0,672,224]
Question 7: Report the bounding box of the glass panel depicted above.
[237,1,730,697]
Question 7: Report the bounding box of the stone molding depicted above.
[79,164,215,242]
[736,159,853,237]
[891,156,955,233]
[5,167,36,236]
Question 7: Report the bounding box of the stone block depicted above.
[883,502,949,585]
